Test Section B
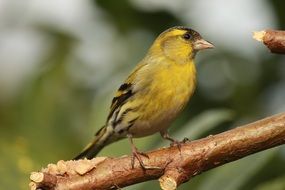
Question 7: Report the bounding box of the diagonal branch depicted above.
[30,112,285,190]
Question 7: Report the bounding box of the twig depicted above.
[253,29,285,54]
[30,112,285,190]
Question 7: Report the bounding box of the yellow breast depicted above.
[147,60,196,116]
[129,59,196,136]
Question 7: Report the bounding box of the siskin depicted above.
[75,26,214,168]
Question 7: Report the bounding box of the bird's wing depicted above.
[107,82,134,121]
[106,62,148,122]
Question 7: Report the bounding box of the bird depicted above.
[74,26,214,168]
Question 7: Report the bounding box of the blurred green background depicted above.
[0,0,285,189]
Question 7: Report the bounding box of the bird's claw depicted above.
[170,137,190,152]
[131,149,148,169]
[131,150,161,170]
[182,137,190,143]
[170,140,182,151]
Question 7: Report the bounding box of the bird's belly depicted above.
[128,62,196,138]
[128,111,176,137]
[129,91,191,137]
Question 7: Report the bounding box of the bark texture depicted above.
[30,112,285,190]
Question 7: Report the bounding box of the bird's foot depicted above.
[131,148,160,170]
[160,131,189,150]
[182,137,190,143]
[128,134,160,170]
[170,139,182,151]
[131,148,147,169]
[168,137,190,152]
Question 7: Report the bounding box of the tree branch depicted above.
[253,29,285,54]
[30,112,285,190]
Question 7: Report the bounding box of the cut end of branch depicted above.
[29,182,37,190]
[159,176,177,190]
[30,172,57,190]
[30,172,44,183]
[29,157,107,190]
[159,168,189,190]
[253,31,266,42]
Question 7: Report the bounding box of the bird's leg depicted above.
[160,130,177,144]
[127,134,149,169]
[160,130,188,151]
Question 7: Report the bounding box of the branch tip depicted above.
[253,29,285,54]
[253,31,266,42]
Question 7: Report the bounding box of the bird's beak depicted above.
[193,39,214,51]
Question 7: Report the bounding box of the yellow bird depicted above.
[75,26,214,168]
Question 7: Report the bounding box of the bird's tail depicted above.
[74,125,114,160]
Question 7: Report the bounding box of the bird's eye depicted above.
[183,33,192,40]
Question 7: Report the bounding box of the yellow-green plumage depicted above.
[128,59,196,137]
[75,26,213,160]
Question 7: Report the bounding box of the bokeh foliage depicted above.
[0,0,284,190]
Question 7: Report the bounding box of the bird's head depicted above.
[150,26,214,63]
